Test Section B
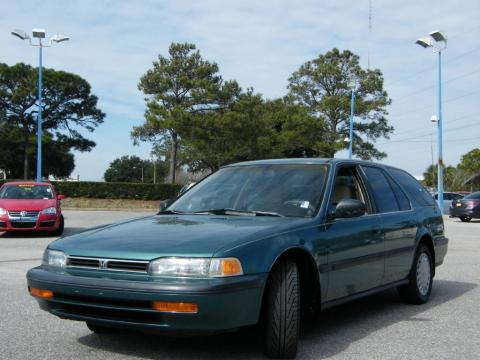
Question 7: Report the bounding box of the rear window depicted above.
[386,168,435,207]
[464,192,480,199]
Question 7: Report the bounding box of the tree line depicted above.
[423,148,480,191]
[132,43,392,183]
[0,43,393,182]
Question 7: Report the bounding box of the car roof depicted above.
[224,158,399,170]
[2,181,52,186]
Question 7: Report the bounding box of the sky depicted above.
[1,0,479,180]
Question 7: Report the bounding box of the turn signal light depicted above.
[221,258,243,276]
[29,287,54,298]
[152,301,198,313]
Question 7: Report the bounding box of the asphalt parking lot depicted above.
[0,211,479,360]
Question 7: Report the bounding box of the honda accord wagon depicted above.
[27,159,448,358]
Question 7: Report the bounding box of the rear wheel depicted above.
[460,216,472,222]
[264,261,300,359]
[86,322,115,334]
[397,244,433,304]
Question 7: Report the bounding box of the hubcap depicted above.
[416,253,431,296]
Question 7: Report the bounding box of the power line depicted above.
[392,113,478,137]
[377,114,480,145]
[393,67,480,104]
[384,45,480,88]
[388,88,480,120]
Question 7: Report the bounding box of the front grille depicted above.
[11,222,36,228]
[67,256,149,273]
[107,261,149,272]
[8,210,39,217]
[68,257,100,268]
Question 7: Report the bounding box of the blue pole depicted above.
[36,44,43,182]
[437,50,444,213]
[348,88,355,159]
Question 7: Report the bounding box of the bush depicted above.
[0,180,181,201]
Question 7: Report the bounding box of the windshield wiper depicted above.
[193,208,284,217]
[157,209,189,215]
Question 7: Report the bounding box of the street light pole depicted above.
[416,30,447,213]
[11,29,69,182]
[437,50,444,212]
[349,88,355,159]
[37,43,43,182]
[348,79,357,159]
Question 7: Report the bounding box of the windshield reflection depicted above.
[170,164,328,217]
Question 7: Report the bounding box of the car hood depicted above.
[50,214,313,260]
[0,198,56,211]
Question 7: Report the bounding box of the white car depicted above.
[434,192,464,214]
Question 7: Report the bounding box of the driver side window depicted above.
[330,166,370,214]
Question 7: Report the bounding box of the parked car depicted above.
[0,182,65,235]
[450,191,480,222]
[434,192,464,214]
[27,159,448,358]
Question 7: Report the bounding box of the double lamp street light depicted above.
[416,30,447,213]
[11,28,69,182]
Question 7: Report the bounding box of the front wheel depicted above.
[50,215,64,236]
[264,261,300,359]
[397,244,433,304]
[460,216,472,222]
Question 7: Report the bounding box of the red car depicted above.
[0,182,65,235]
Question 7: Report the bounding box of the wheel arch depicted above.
[263,247,321,317]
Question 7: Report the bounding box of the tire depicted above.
[397,244,433,304]
[460,216,472,222]
[86,322,115,334]
[264,261,300,359]
[50,215,64,236]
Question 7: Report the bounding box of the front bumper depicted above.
[27,267,267,333]
[0,214,60,231]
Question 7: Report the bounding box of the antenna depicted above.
[368,0,372,69]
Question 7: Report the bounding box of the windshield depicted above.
[0,185,55,200]
[170,164,328,217]
[464,192,480,199]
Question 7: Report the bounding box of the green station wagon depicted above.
[27,159,448,358]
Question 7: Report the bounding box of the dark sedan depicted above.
[27,159,448,358]
[450,191,480,222]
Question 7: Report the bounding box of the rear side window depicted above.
[387,168,435,207]
[362,166,399,213]
[386,175,411,211]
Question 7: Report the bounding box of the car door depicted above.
[324,165,385,301]
[361,166,418,284]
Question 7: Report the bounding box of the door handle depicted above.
[372,227,382,236]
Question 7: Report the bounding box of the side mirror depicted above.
[333,198,366,219]
[57,194,65,200]
[159,198,174,212]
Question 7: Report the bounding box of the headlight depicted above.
[0,208,7,216]
[42,249,67,268]
[41,207,57,215]
[149,257,243,277]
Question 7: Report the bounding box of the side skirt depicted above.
[321,279,408,310]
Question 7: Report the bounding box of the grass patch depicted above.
[62,198,159,211]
